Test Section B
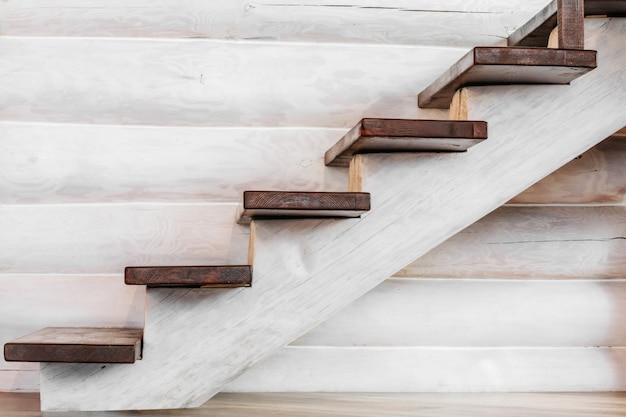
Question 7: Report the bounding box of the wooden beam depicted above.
[4,328,142,364]
[418,47,597,109]
[324,119,487,167]
[237,191,370,225]
[125,266,252,288]
[558,0,585,49]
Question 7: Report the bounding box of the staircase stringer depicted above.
[39,17,626,412]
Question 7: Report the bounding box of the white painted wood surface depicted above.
[0,0,550,46]
[0,204,248,274]
[397,206,626,279]
[0,37,453,126]
[0,123,347,204]
[225,347,626,392]
[37,19,626,411]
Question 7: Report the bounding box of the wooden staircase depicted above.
[3,0,626,411]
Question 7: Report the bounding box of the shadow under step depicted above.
[4,327,142,364]
[324,118,488,167]
[418,47,597,109]
[238,191,370,224]
[509,0,626,47]
[125,266,252,288]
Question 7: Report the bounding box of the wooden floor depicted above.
[2,392,626,417]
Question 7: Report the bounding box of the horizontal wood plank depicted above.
[0,204,249,274]
[4,328,143,364]
[509,0,626,46]
[238,191,370,224]
[398,206,626,279]
[0,0,549,46]
[0,123,347,204]
[418,47,597,108]
[225,346,626,392]
[0,37,459,126]
[324,119,488,167]
[125,266,252,288]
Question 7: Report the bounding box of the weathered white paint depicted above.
[0,123,347,204]
[38,19,626,411]
[0,204,248,274]
[224,347,626,392]
[0,37,453,126]
[291,278,626,347]
[397,206,626,279]
[0,0,550,46]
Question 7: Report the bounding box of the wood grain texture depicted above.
[226,347,626,392]
[5,392,626,417]
[125,266,252,288]
[418,47,597,108]
[509,0,626,46]
[4,328,142,364]
[238,191,370,224]
[0,123,347,204]
[324,119,488,167]
[0,204,249,274]
[398,206,626,279]
[0,0,550,47]
[510,135,626,204]
[36,19,626,412]
[0,38,458,126]
[558,0,585,49]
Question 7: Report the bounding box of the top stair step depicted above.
[237,191,370,224]
[509,0,626,47]
[4,327,142,364]
[325,118,488,167]
[418,47,597,109]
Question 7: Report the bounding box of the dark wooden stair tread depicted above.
[324,119,488,167]
[125,265,252,288]
[418,47,597,109]
[509,0,626,47]
[4,327,143,364]
[238,191,370,224]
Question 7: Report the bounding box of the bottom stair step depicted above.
[238,191,370,224]
[4,327,143,364]
[125,265,252,287]
[325,118,488,167]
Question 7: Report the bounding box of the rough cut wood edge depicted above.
[418,47,597,109]
[124,266,252,288]
[324,119,488,167]
[38,19,626,412]
[509,0,626,46]
[237,191,370,224]
[4,328,143,364]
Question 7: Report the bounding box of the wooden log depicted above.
[237,191,370,225]
[4,328,142,364]
[125,266,252,288]
[418,47,597,109]
[558,0,585,49]
[324,119,487,167]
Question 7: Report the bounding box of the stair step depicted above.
[125,266,252,288]
[324,119,488,167]
[418,47,597,109]
[238,191,370,224]
[509,0,626,47]
[4,327,142,364]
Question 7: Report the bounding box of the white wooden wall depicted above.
[2,0,625,395]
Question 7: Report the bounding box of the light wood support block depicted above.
[4,328,142,364]
[125,266,252,288]
[509,0,626,46]
[418,47,597,109]
[324,119,488,167]
[237,191,370,224]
